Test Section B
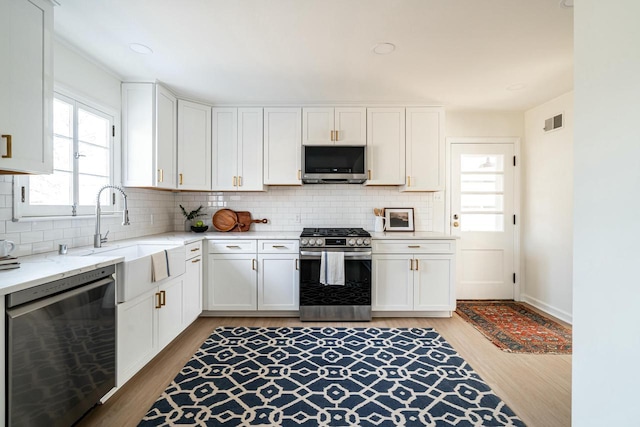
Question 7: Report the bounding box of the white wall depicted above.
[573,1,640,425]
[446,111,524,137]
[0,41,174,257]
[522,92,573,322]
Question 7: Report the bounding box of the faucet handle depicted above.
[101,230,110,243]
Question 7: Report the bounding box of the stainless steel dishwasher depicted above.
[5,265,116,427]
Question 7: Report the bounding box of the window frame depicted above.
[13,86,121,220]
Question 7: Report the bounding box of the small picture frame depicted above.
[384,207,415,232]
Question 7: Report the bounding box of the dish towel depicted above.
[151,250,170,282]
[320,251,345,286]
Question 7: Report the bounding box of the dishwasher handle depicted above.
[6,276,115,319]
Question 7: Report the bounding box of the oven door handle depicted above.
[6,276,115,318]
[300,251,372,260]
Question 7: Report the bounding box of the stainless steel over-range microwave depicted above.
[301,145,367,184]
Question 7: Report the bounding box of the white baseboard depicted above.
[520,295,572,324]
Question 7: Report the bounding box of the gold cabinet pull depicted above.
[330,130,335,141]
[158,168,164,183]
[295,258,299,270]
[190,247,200,252]
[409,259,414,271]
[368,170,371,180]
[408,245,421,248]
[226,245,241,249]
[179,173,183,185]
[335,130,339,141]
[415,259,419,270]
[252,258,257,270]
[297,169,301,180]
[192,258,201,263]
[233,176,237,187]
[1,134,12,158]
[160,290,166,306]
[238,176,242,187]
[407,176,411,187]
[155,292,162,309]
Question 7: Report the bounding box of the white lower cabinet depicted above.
[258,253,299,311]
[117,276,183,385]
[372,240,456,314]
[183,242,203,325]
[206,239,299,312]
[207,254,257,310]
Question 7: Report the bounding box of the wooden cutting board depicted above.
[234,211,268,232]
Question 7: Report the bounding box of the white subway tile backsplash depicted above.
[1,179,435,256]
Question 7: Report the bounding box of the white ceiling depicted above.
[53,0,573,111]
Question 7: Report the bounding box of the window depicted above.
[16,92,116,218]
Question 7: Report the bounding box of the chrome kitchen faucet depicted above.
[94,185,130,248]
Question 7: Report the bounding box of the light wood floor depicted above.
[78,312,571,427]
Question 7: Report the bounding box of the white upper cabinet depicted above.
[401,107,445,192]
[0,0,53,174]
[365,108,406,185]
[263,108,302,185]
[302,107,366,146]
[122,82,177,189]
[212,107,264,191]
[177,100,212,191]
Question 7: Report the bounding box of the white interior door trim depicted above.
[446,136,522,301]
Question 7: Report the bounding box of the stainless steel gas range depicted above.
[299,228,372,321]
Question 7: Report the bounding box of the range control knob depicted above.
[363,238,371,246]
[316,239,323,246]
[356,238,363,246]
[301,238,308,246]
[348,239,356,246]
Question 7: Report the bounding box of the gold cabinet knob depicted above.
[453,221,459,227]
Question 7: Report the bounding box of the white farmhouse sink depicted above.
[85,244,185,303]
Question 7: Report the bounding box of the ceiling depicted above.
[53,0,573,111]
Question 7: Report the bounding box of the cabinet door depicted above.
[365,108,405,185]
[335,107,366,146]
[402,108,444,192]
[117,288,158,386]
[263,108,302,185]
[302,107,333,145]
[157,277,184,349]
[207,254,257,310]
[155,85,178,189]
[122,83,154,187]
[413,255,454,311]
[211,108,238,191]
[258,254,299,310]
[183,255,203,326]
[372,254,413,311]
[178,100,212,190]
[237,108,264,191]
[0,0,52,174]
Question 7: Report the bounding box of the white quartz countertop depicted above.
[1,229,455,295]
[0,254,124,296]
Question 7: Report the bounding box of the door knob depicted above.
[453,214,459,220]
[453,221,460,227]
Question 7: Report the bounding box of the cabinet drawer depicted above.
[208,240,257,254]
[373,240,455,254]
[258,240,299,254]
[185,241,203,259]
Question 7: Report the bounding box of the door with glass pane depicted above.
[451,143,515,299]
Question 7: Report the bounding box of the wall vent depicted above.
[543,113,564,132]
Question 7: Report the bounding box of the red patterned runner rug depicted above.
[456,300,572,354]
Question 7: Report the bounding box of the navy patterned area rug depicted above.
[139,327,525,426]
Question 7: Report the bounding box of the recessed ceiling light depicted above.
[506,83,527,91]
[129,43,153,55]
[372,43,396,55]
